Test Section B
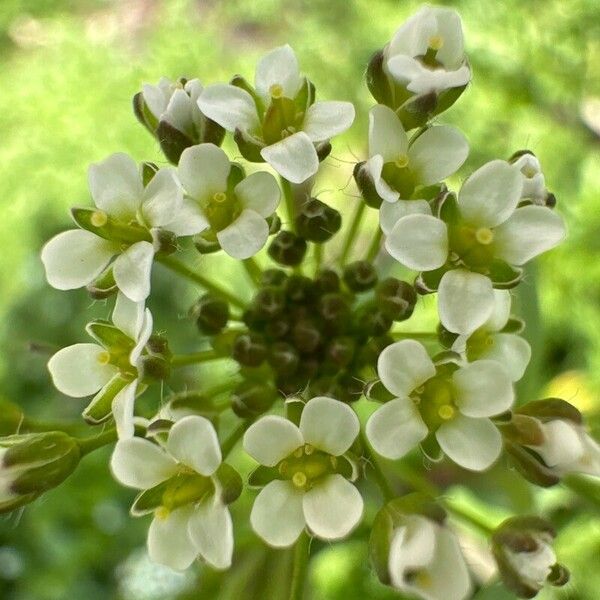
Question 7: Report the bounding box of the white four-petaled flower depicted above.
[243,396,363,547]
[111,416,234,571]
[366,339,513,471]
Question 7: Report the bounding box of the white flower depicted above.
[41,153,202,301]
[504,532,557,594]
[527,418,600,477]
[388,514,471,600]
[243,396,363,547]
[177,144,280,259]
[47,292,152,438]
[366,339,513,471]
[110,416,234,571]
[385,160,566,334]
[385,7,471,95]
[452,290,531,381]
[367,104,469,209]
[512,152,549,205]
[197,45,355,183]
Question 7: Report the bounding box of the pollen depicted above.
[438,404,456,421]
[212,191,227,203]
[90,210,108,227]
[395,154,409,169]
[475,227,494,245]
[269,83,284,98]
[304,444,314,455]
[96,350,111,365]
[428,35,444,51]
[292,471,307,488]
[293,447,304,458]
[155,506,170,520]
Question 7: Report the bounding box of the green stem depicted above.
[76,428,117,457]
[221,420,250,458]
[360,431,395,501]
[20,418,82,435]
[158,255,246,310]
[390,331,438,341]
[339,201,366,266]
[365,228,383,262]
[243,257,262,287]
[281,177,296,233]
[313,242,323,275]
[171,350,225,368]
[289,531,310,600]
[442,498,497,536]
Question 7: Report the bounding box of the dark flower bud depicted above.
[326,337,356,368]
[314,269,340,294]
[343,261,378,292]
[375,278,417,321]
[261,268,287,287]
[268,342,300,376]
[193,230,221,254]
[231,381,276,419]
[265,318,290,340]
[252,286,285,320]
[267,213,282,235]
[284,275,315,304]
[268,231,307,266]
[152,228,178,256]
[138,354,171,382]
[232,332,267,367]
[295,198,342,243]
[319,293,350,324]
[192,294,230,335]
[355,305,393,337]
[293,319,321,354]
[353,161,384,208]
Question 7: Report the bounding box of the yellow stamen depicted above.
[292,471,307,488]
[96,351,111,365]
[278,460,289,476]
[155,506,170,520]
[304,444,314,455]
[475,227,494,245]
[428,35,444,51]
[395,154,409,169]
[293,447,304,458]
[438,404,456,421]
[212,191,227,203]
[269,83,284,98]
[90,210,108,227]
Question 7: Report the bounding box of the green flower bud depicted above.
[284,274,315,304]
[231,381,276,418]
[353,161,384,208]
[261,268,287,287]
[268,231,307,266]
[355,304,393,337]
[268,342,300,376]
[319,293,350,325]
[138,354,171,382]
[0,432,81,513]
[343,261,378,292]
[191,294,230,335]
[314,269,340,294]
[326,336,356,368]
[232,332,267,367]
[293,319,321,354]
[375,278,417,321]
[295,198,342,243]
[252,286,285,319]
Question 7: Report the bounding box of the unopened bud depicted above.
[231,381,276,418]
[293,319,321,354]
[343,261,378,292]
[261,268,287,287]
[232,332,267,367]
[284,275,315,304]
[314,269,340,294]
[375,278,417,321]
[268,231,307,266]
[138,354,171,382]
[192,294,230,335]
[295,198,341,243]
[252,286,285,319]
[268,342,300,376]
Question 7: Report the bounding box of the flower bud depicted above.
[231,381,276,418]
[319,292,350,324]
[232,332,267,367]
[326,337,356,369]
[252,286,285,319]
[268,342,300,376]
[138,354,171,382]
[343,261,378,292]
[295,198,342,243]
[284,275,315,304]
[353,161,384,208]
[261,268,287,287]
[267,213,282,235]
[355,304,393,337]
[375,278,417,321]
[0,432,80,513]
[268,231,307,266]
[314,269,340,294]
[492,516,568,598]
[151,228,178,256]
[293,319,321,354]
[191,294,230,335]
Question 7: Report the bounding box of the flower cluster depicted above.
[7,5,598,599]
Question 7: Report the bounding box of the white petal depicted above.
[188,498,233,570]
[457,160,522,228]
[243,416,304,467]
[197,84,260,132]
[141,168,183,228]
[385,214,448,271]
[163,88,194,135]
[380,199,431,235]
[250,480,305,547]
[255,44,301,100]
[532,420,586,470]
[388,8,433,58]
[436,415,502,471]
[303,474,363,540]
[453,360,514,417]
[408,125,469,186]
[167,416,222,476]
[234,171,280,217]
[434,8,466,68]
[142,79,171,119]
[88,153,143,218]
[299,396,359,455]
[368,104,408,163]
[112,379,138,439]
[260,132,319,184]
[573,431,600,476]
[112,292,145,340]
[482,333,531,382]
[366,398,428,460]
[129,309,153,366]
[216,209,269,259]
[377,339,436,397]
[387,54,428,84]
[366,155,399,203]
[178,143,230,200]
[163,197,209,237]
[483,289,512,331]
[110,437,177,489]
[48,343,116,397]
[41,229,116,290]
[303,101,355,142]
[493,205,566,266]
[113,241,155,302]
[426,528,472,600]
[437,270,494,335]
[148,507,197,571]
[407,66,471,95]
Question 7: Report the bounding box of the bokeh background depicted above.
[1,0,599,598]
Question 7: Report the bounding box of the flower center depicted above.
[277,444,339,490]
[281,125,297,138]
[96,350,111,365]
[155,506,170,520]
[213,191,227,203]
[438,404,456,421]
[90,210,108,227]
[475,227,494,245]
[415,376,458,431]
[269,83,284,98]
[395,154,409,169]
[428,35,444,51]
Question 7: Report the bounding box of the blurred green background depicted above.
[1,0,600,598]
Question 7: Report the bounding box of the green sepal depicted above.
[420,433,443,462]
[227,162,246,191]
[0,493,39,515]
[396,91,438,130]
[502,316,525,334]
[233,127,265,163]
[132,91,158,134]
[131,479,171,516]
[215,463,243,505]
[142,162,159,186]
[85,320,131,348]
[353,161,383,208]
[366,49,393,106]
[436,323,459,349]
[498,414,545,446]
[504,440,560,488]
[489,259,523,289]
[432,190,459,224]
[230,74,264,115]
[71,207,152,245]
[547,563,570,587]
[414,265,448,294]
[431,82,468,117]
[82,374,131,425]
[517,398,582,425]
[86,266,117,300]
[294,77,316,113]
[248,465,280,489]
[156,119,194,165]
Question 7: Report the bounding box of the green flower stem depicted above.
[243,257,262,287]
[158,255,246,310]
[20,418,82,435]
[390,331,438,341]
[289,531,310,600]
[221,420,251,458]
[564,474,600,510]
[171,350,225,368]
[281,177,296,233]
[442,497,497,536]
[339,201,366,266]
[76,428,117,457]
[365,228,383,262]
[360,430,395,501]
[313,242,323,275]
